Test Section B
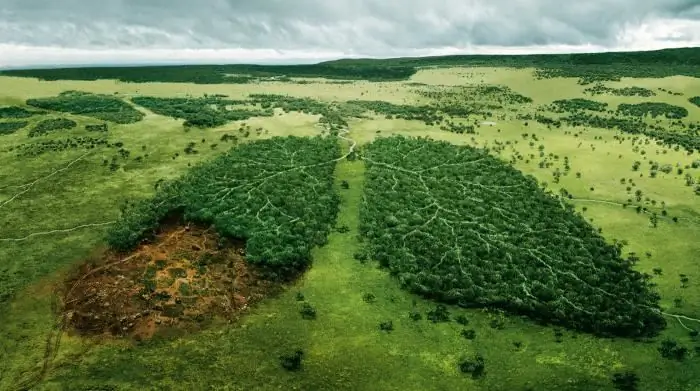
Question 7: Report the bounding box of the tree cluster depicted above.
[549,98,608,113]
[359,136,665,337]
[690,96,700,108]
[26,91,144,124]
[5,136,110,157]
[617,102,688,119]
[0,121,28,135]
[106,136,341,277]
[28,118,77,137]
[584,84,656,97]
[131,96,273,128]
[86,123,109,132]
[0,106,42,119]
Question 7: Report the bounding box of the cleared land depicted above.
[1,50,699,391]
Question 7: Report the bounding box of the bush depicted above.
[279,350,304,371]
[300,303,317,320]
[458,353,485,379]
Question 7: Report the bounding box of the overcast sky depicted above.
[1,0,699,67]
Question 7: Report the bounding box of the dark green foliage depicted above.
[550,98,608,112]
[658,339,688,361]
[249,94,351,129]
[460,329,476,340]
[562,112,700,153]
[409,310,422,321]
[585,84,656,97]
[362,293,376,303]
[327,47,700,83]
[295,292,305,301]
[28,118,77,137]
[359,136,665,337]
[0,106,41,119]
[86,123,108,132]
[379,320,394,331]
[105,136,340,275]
[611,371,639,391]
[690,96,700,108]
[4,48,700,85]
[279,350,304,371]
[300,303,317,320]
[0,121,29,135]
[131,96,273,128]
[457,353,485,378]
[6,136,109,157]
[455,314,469,325]
[617,102,688,119]
[426,305,451,323]
[3,63,415,83]
[26,91,143,124]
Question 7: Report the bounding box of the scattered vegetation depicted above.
[549,98,608,112]
[359,136,664,337]
[690,96,700,108]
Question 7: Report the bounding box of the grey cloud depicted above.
[0,0,698,55]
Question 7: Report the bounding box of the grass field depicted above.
[1,66,699,390]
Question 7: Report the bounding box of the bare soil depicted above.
[61,223,285,340]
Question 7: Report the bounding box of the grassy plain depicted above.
[0,67,699,390]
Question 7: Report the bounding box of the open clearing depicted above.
[1,59,699,391]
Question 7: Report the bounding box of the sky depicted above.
[0,0,699,68]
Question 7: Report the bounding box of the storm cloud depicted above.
[0,0,699,66]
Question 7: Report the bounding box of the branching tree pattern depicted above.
[107,136,340,276]
[359,136,665,337]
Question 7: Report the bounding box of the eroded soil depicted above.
[62,223,283,340]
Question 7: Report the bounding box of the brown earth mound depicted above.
[62,223,285,340]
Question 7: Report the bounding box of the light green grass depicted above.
[1,69,699,391]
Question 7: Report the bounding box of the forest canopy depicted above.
[106,136,341,276]
[2,47,698,84]
[359,136,665,337]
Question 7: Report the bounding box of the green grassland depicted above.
[1,58,699,391]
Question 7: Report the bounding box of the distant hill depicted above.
[2,47,698,84]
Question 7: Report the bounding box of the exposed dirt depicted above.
[62,223,285,340]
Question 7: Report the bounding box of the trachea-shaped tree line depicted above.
[359,136,665,337]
